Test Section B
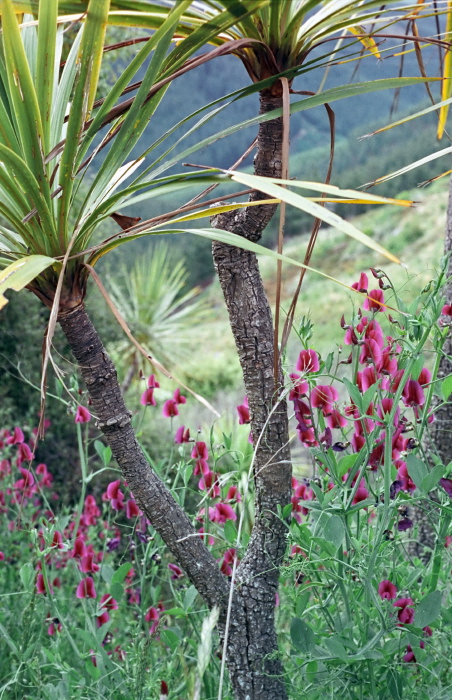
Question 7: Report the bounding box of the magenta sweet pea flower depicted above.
[0,552,4,561]
[326,409,348,430]
[442,304,452,316]
[352,479,369,504]
[79,553,100,574]
[439,478,452,497]
[363,288,385,311]
[402,379,425,408]
[6,427,24,445]
[220,548,237,576]
[174,426,190,444]
[162,399,178,417]
[145,606,160,635]
[351,272,369,293]
[141,387,157,406]
[75,405,91,423]
[17,442,33,464]
[100,593,119,611]
[50,531,65,550]
[198,470,220,497]
[168,563,184,579]
[76,576,97,599]
[209,502,237,523]
[173,388,186,405]
[126,498,141,519]
[288,373,309,400]
[393,597,415,624]
[36,572,48,595]
[296,349,320,374]
[36,463,53,487]
[72,537,87,559]
[378,579,397,600]
[105,480,125,511]
[418,368,432,386]
[191,441,208,460]
[311,385,338,415]
[236,396,250,424]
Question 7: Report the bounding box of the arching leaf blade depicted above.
[0,255,56,309]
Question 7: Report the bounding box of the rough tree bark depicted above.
[409,176,452,562]
[211,88,292,699]
[58,301,289,699]
[428,175,452,466]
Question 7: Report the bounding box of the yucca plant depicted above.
[0,1,445,698]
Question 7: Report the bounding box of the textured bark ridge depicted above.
[58,303,228,609]
[211,88,292,699]
[429,175,452,466]
[410,176,452,562]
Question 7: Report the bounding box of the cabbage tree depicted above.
[0,1,443,699]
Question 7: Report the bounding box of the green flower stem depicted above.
[428,512,452,593]
[39,555,82,660]
[72,422,89,543]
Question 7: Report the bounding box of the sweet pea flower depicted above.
[236,396,250,424]
[72,537,87,559]
[173,388,186,405]
[100,593,119,611]
[105,480,125,511]
[36,463,53,487]
[296,349,320,374]
[6,427,24,445]
[378,580,397,600]
[162,399,178,417]
[145,606,160,635]
[418,368,432,386]
[198,470,220,497]
[220,548,237,576]
[36,572,49,595]
[17,443,33,464]
[442,304,452,316]
[351,272,369,293]
[191,442,208,460]
[0,552,4,561]
[76,576,97,599]
[79,553,100,574]
[393,597,415,624]
[363,288,385,311]
[126,498,141,519]
[402,379,425,407]
[209,502,237,523]
[174,426,190,444]
[75,405,91,423]
[311,385,338,415]
[168,563,184,579]
[352,479,369,504]
[141,375,160,406]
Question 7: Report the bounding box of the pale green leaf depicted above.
[0,255,56,309]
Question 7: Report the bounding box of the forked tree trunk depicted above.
[211,88,292,699]
[409,176,452,563]
[428,175,452,466]
[58,302,288,699]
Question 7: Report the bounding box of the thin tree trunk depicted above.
[211,88,292,700]
[428,175,452,465]
[58,302,289,699]
[409,176,452,562]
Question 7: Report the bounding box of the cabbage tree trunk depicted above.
[211,88,292,700]
[409,176,452,562]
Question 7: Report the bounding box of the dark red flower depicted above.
[75,406,91,423]
[378,579,397,600]
[76,576,97,599]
